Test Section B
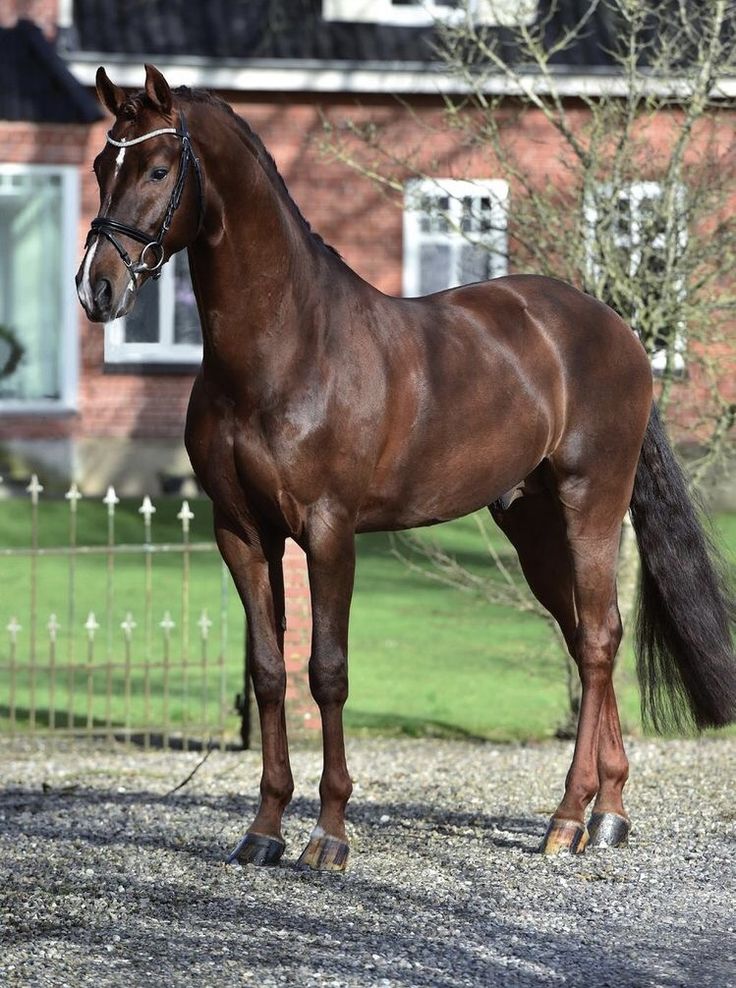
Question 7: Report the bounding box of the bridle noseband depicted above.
[86,111,203,289]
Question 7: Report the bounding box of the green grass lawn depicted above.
[348,524,580,740]
[0,495,733,743]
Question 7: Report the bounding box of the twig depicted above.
[167,744,214,795]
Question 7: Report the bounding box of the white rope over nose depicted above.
[106,127,180,148]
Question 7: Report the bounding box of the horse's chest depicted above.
[187,402,305,533]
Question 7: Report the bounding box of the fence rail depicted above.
[0,476,242,749]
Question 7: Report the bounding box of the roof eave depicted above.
[63,53,736,99]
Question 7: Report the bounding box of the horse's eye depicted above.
[150,167,169,182]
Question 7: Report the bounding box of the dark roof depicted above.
[0,19,103,123]
[63,0,623,68]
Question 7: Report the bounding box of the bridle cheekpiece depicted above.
[86,111,203,289]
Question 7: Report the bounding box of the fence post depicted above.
[236,621,252,750]
[283,539,318,735]
[26,475,42,731]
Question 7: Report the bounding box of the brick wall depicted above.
[282,539,318,735]
[0,0,57,35]
[4,94,735,450]
[0,93,732,450]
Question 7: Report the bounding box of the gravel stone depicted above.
[1,736,734,987]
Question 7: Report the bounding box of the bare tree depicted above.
[321,0,736,733]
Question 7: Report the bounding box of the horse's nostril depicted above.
[93,278,112,311]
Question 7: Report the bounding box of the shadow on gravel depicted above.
[3,782,734,987]
[1,785,542,856]
[2,840,731,988]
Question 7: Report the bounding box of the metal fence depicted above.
[0,476,244,749]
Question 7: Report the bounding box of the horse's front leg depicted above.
[215,516,293,867]
[296,520,355,872]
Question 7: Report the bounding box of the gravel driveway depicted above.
[1,736,734,987]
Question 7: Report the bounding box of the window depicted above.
[104,251,202,367]
[0,165,79,410]
[323,0,536,28]
[585,182,687,374]
[403,178,508,296]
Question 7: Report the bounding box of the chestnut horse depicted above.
[77,66,736,871]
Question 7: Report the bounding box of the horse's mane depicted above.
[124,87,339,258]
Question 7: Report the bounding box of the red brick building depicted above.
[0,0,734,496]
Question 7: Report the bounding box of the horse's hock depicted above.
[283,540,319,737]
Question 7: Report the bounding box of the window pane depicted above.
[124,277,160,343]
[420,194,450,234]
[614,194,632,242]
[459,243,491,284]
[173,252,201,346]
[419,243,452,294]
[0,172,62,400]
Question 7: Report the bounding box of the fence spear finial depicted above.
[160,611,176,636]
[177,500,194,535]
[103,486,120,516]
[65,483,82,508]
[121,612,137,640]
[26,475,43,504]
[198,609,213,640]
[6,617,21,643]
[139,495,156,523]
[84,612,100,641]
[47,614,60,642]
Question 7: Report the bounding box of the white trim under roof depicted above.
[323,0,536,28]
[65,55,736,99]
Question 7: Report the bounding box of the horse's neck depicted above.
[187,109,329,378]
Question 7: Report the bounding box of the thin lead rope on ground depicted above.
[166,744,214,796]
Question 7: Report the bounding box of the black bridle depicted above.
[86,111,203,289]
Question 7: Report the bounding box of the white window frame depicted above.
[0,163,79,412]
[585,181,687,375]
[104,252,202,366]
[403,177,509,297]
[323,0,536,28]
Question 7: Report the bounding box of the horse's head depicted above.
[76,64,203,322]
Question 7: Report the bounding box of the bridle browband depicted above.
[86,111,203,289]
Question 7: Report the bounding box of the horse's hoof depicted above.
[226,832,285,867]
[295,833,349,872]
[539,817,589,855]
[587,811,630,848]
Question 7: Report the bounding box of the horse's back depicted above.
[422,273,653,458]
[355,274,652,530]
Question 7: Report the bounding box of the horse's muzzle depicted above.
[75,269,110,323]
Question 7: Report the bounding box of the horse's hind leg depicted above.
[491,471,630,851]
[540,466,633,853]
[215,516,294,867]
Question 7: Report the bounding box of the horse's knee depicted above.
[250,653,287,706]
[309,651,348,707]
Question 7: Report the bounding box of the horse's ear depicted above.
[96,66,125,117]
[144,64,173,115]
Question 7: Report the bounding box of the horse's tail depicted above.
[629,403,736,731]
